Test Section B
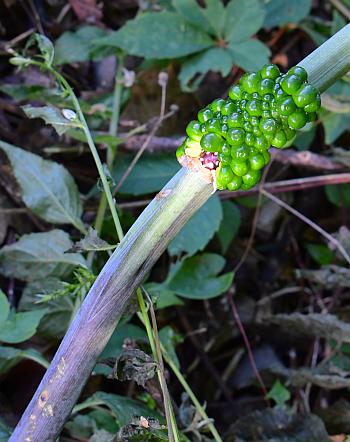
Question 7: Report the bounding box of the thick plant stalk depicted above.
[10,24,350,441]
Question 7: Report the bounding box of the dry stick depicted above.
[10,24,350,442]
[260,188,350,265]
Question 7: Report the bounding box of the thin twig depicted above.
[261,188,350,265]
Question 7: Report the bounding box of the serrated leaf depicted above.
[172,0,214,35]
[179,47,233,91]
[0,140,84,228]
[228,39,271,71]
[262,0,312,28]
[0,230,87,282]
[168,253,234,299]
[93,12,213,59]
[225,0,265,42]
[55,26,108,65]
[22,105,81,136]
[68,227,116,252]
[113,153,180,195]
[168,195,222,256]
[217,201,241,253]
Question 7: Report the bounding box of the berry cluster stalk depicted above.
[10,24,350,442]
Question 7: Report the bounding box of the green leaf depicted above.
[0,346,49,375]
[113,153,180,195]
[266,380,291,409]
[168,195,222,256]
[22,105,81,136]
[0,308,47,344]
[55,26,108,65]
[305,243,334,266]
[0,230,87,282]
[93,12,213,59]
[100,324,147,360]
[29,33,54,67]
[79,392,163,427]
[0,140,84,229]
[168,253,234,299]
[224,0,265,42]
[172,0,215,35]
[262,0,312,28]
[0,291,10,326]
[179,47,233,91]
[217,201,241,253]
[145,282,184,309]
[321,112,350,144]
[325,184,350,208]
[228,39,271,71]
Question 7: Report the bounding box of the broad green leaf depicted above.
[321,112,350,144]
[168,195,222,256]
[0,346,49,375]
[22,105,81,136]
[228,39,271,71]
[325,184,350,208]
[179,47,233,91]
[217,201,241,253]
[168,253,234,299]
[33,33,55,67]
[172,0,214,34]
[55,26,108,65]
[113,153,180,195]
[266,380,291,409]
[305,243,334,266]
[0,141,84,228]
[0,230,87,281]
[93,12,213,59]
[79,392,162,427]
[0,291,9,326]
[145,282,184,309]
[262,0,312,28]
[100,324,146,360]
[294,127,316,151]
[0,308,47,344]
[225,0,265,42]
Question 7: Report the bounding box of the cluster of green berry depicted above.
[176,64,321,191]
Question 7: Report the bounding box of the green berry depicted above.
[221,100,237,116]
[221,142,231,155]
[242,169,261,188]
[260,117,277,136]
[227,112,244,128]
[287,66,308,82]
[272,130,287,148]
[227,176,242,191]
[303,94,321,113]
[231,161,249,176]
[229,85,242,100]
[218,153,231,164]
[258,78,275,95]
[198,107,213,123]
[245,132,256,146]
[200,132,223,152]
[243,121,253,132]
[217,165,234,186]
[277,96,296,116]
[206,118,222,133]
[249,153,265,170]
[284,127,296,141]
[251,116,259,126]
[176,142,186,158]
[293,84,319,108]
[260,64,280,80]
[262,150,270,165]
[210,98,226,112]
[231,145,249,162]
[280,74,303,94]
[186,120,202,141]
[253,127,262,136]
[255,135,269,151]
[288,109,308,129]
[246,99,262,117]
[227,128,245,146]
[240,72,260,93]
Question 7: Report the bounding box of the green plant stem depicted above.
[50,69,124,242]
[94,57,125,237]
[164,352,223,442]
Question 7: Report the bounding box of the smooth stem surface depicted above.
[10,25,350,442]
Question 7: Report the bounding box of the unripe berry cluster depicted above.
[176,64,321,191]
